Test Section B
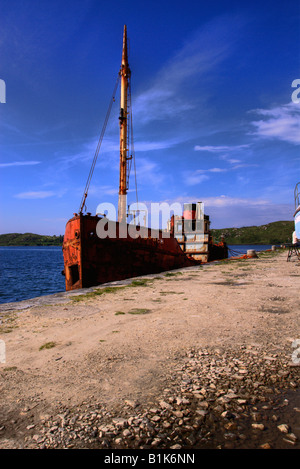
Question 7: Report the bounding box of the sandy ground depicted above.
[0,249,299,449]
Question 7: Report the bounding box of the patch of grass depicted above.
[39,341,57,351]
[112,330,120,333]
[212,279,238,286]
[99,339,106,342]
[164,272,183,277]
[72,286,126,302]
[72,278,158,303]
[269,296,286,302]
[260,305,290,314]
[0,326,15,334]
[115,311,126,315]
[0,313,18,334]
[130,278,153,287]
[128,308,151,315]
[160,291,185,295]
[258,249,284,259]
[3,366,17,372]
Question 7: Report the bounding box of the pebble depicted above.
[283,438,295,445]
[251,423,265,430]
[286,433,297,442]
[112,418,127,427]
[124,400,138,408]
[260,443,272,449]
[21,346,299,450]
[277,424,289,434]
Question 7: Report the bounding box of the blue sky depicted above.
[0,0,299,235]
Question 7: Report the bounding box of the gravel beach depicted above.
[0,249,299,450]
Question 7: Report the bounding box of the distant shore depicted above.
[0,249,299,449]
[0,220,294,246]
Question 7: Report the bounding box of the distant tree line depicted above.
[211,221,294,245]
[0,233,64,246]
[0,220,295,246]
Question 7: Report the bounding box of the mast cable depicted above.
[79,75,120,213]
[131,103,138,211]
[128,79,138,210]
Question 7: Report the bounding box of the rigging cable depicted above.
[79,75,120,213]
[128,79,138,210]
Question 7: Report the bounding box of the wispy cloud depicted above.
[133,14,244,125]
[14,191,56,199]
[249,102,300,145]
[159,194,292,228]
[184,167,227,186]
[0,160,40,168]
[194,144,251,168]
[135,157,165,187]
[202,195,268,207]
[184,160,257,186]
[53,14,245,175]
[163,194,269,209]
[223,158,241,164]
[184,173,210,186]
[196,167,227,173]
[194,145,249,153]
[134,138,183,152]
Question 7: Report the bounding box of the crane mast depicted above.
[118,25,131,223]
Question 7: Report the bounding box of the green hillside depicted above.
[211,221,294,245]
[0,233,64,246]
[0,220,295,246]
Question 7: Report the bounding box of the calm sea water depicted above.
[0,244,273,304]
[0,246,65,304]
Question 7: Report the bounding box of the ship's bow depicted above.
[62,215,83,291]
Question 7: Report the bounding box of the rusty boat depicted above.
[62,26,228,291]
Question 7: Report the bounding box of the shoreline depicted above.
[0,265,208,312]
[0,250,299,449]
[0,246,279,310]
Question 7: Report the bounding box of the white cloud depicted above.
[249,102,300,145]
[198,167,227,173]
[87,185,119,196]
[185,173,210,186]
[184,167,228,185]
[202,195,268,207]
[133,15,242,125]
[134,138,182,152]
[15,191,56,199]
[0,160,40,168]
[226,159,241,164]
[135,157,165,187]
[159,195,293,229]
[194,145,249,152]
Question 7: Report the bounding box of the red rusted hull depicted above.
[62,214,198,291]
